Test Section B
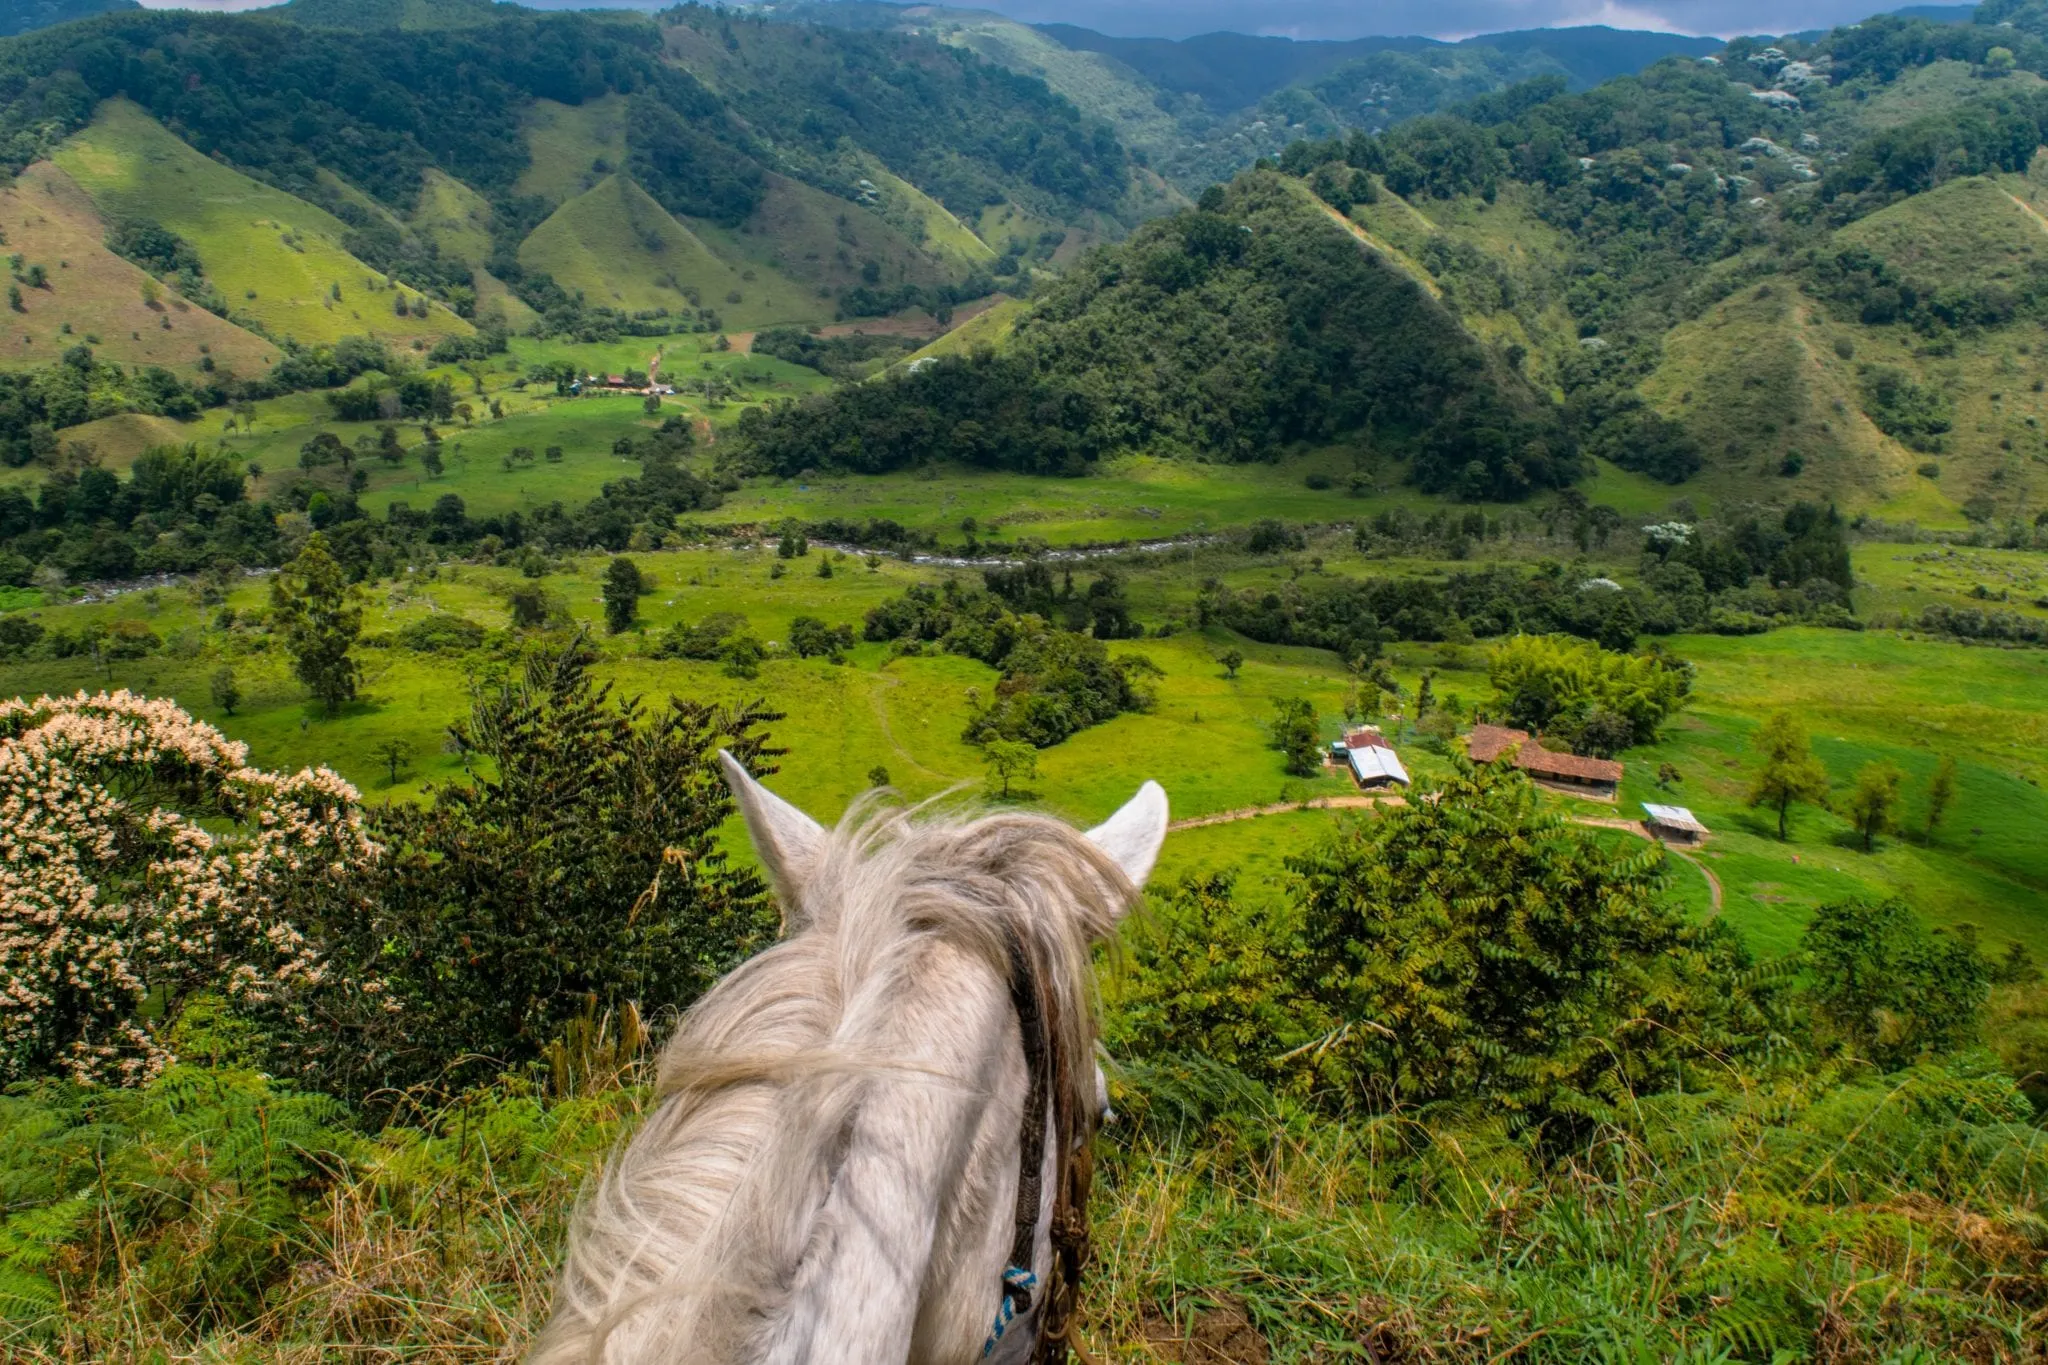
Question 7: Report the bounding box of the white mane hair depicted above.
[529,755,1167,1365]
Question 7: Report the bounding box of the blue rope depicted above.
[981,1266,1039,1357]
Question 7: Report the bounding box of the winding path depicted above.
[1170,798,1725,914]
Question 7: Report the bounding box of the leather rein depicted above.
[983,930,1095,1363]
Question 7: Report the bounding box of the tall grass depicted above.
[3,1047,2039,1361]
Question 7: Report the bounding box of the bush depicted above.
[1112,761,1778,1132]
[0,692,379,1086]
[335,642,783,1099]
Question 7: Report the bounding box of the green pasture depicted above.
[1854,542,2048,620]
[5,543,2046,961]
[52,99,471,349]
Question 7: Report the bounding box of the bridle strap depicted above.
[984,929,1096,1364]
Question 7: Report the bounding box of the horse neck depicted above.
[756,930,1041,1365]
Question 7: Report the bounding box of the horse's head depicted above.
[534,758,1168,1365]
[717,751,1167,944]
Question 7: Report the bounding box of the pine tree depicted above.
[270,533,361,716]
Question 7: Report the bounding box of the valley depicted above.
[4,0,2048,1360]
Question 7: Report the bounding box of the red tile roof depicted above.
[1345,728,1391,750]
[1465,723,1529,763]
[1464,724,1623,784]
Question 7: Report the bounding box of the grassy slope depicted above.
[6,533,2041,958]
[410,168,539,330]
[1640,279,1940,513]
[51,100,472,349]
[516,175,817,330]
[844,155,998,270]
[0,161,279,376]
[686,171,965,300]
[512,95,628,207]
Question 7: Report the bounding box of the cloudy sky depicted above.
[132,0,1959,40]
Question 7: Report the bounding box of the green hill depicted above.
[0,160,280,376]
[733,169,1570,496]
[50,100,473,350]
[518,174,810,329]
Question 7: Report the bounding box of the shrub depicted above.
[0,692,381,1086]
[341,643,782,1098]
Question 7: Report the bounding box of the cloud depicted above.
[131,0,1906,39]
[900,1,1910,40]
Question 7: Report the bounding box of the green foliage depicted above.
[326,640,782,1099]
[1268,695,1323,777]
[1115,762,1778,1132]
[0,1067,353,1343]
[1747,710,1833,841]
[601,555,644,634]
[1926,752,1958,833]
[786,615,855,661]
[1488,633,1691,750]
[1859,365,1954,451]
[1845,759,1905,852]
[733,174,1574,496]
[864,578,1159,748]
[270,532,362,715]
[1803,899,1989,1068]
[982,738,1038,798]
[207,664,240,716]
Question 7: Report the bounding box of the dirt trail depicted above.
[1172,798,1725,914]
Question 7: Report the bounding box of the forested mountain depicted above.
[731,170,1573,496]
[728,0,2048,525]
[0,0,136,41]
[0,0,1158,368]
[787,2,1722,190]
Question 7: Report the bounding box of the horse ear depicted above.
[719,750,826,915]
[1086,780,1168,896]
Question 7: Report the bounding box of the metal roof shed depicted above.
[1642,803,1709,842]
[1347,744,1411,788]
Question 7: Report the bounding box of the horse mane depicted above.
[529,793,1133,1364]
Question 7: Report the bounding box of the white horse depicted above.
[530,755,1168,1365]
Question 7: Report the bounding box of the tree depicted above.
[983,739,1038,798]
[1270,696,1322,777]
[1118,762,1775,1126]
[371,738,414,786]
[602,557,645,634]
[1220,648,1244,679]
[208,665,241,716]
[1925,754,1957,835]
[1802,899,1987,1068]
[788,616,854,660]
[344,642,783,1097]
[866,764,891,788]
[419,442,444,478]
[507,582,554,630]
[270,533,361,716]
[1846,761,1904,852]
[1747,711,1831,840]
[1490,634,1690,745]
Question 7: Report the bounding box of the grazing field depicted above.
[51,99,473,349]
[0,161,278,375]
[517,176,801,326]
[6,541,2043,962]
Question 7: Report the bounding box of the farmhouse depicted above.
[1331,727,1411,790]
[1464,723,1623,798]
[1642,803,1709,844]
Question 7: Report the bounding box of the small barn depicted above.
[1642,803,1709,844]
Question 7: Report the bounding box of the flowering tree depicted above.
[0,691,382,1086]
